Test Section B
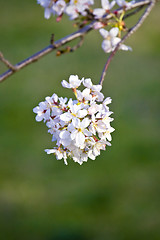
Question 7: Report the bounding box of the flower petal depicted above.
[99,28,109,39]
[60,112,72,121]
[61,80,71,88]
[110,27,119,37]
[76,132,85,147]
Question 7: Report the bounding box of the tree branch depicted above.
[99,0,156,86]
[0,0,153,83]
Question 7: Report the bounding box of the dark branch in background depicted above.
[99,0,156,86]
[0,0,154,83]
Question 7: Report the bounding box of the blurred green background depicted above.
[0,1,160,239]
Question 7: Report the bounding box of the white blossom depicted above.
[61,75,81,89]
[99,27,132,53]
[52,0,66,16]
[33,75,115,165]
[37,0,66,19]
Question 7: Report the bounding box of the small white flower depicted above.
[70,117,91,148]
[52,0,66,16]
[99,27,132,53]
[37,0,67,19]
[61,75,81,89]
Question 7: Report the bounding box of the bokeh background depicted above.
[0,1,160,239]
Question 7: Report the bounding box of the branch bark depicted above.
[0,0,153,83]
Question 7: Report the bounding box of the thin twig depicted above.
[123,6,144,20]
[0,52,17,71]
[99,0,156,86]
[70,36,84,52]
[0,0,153,83]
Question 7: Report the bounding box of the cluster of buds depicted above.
[33,75,115,165]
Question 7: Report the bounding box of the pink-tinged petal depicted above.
[110,27,119,37]
[76,132,85,146]
[99,28,109,39]
[61,80,71,88]
[94,22,104,29]
[60,112,72,121]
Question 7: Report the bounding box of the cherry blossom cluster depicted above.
[33,75,115,165]
[37,0,134,20]
[37,0,94,20]
[37,0,133,53]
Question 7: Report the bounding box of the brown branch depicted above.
[70,36,84,52]
[0,0,153,83]
[0,52,17,71]
[99,0,156,86]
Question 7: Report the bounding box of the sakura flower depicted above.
[99,27,132,53]
[93,0,116,19]
[52,0,66,16]
[83,78,104,101]
[37,0,66,19]
[61,75,81,89]
[70,117,91,148]
[33,75,114,165]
